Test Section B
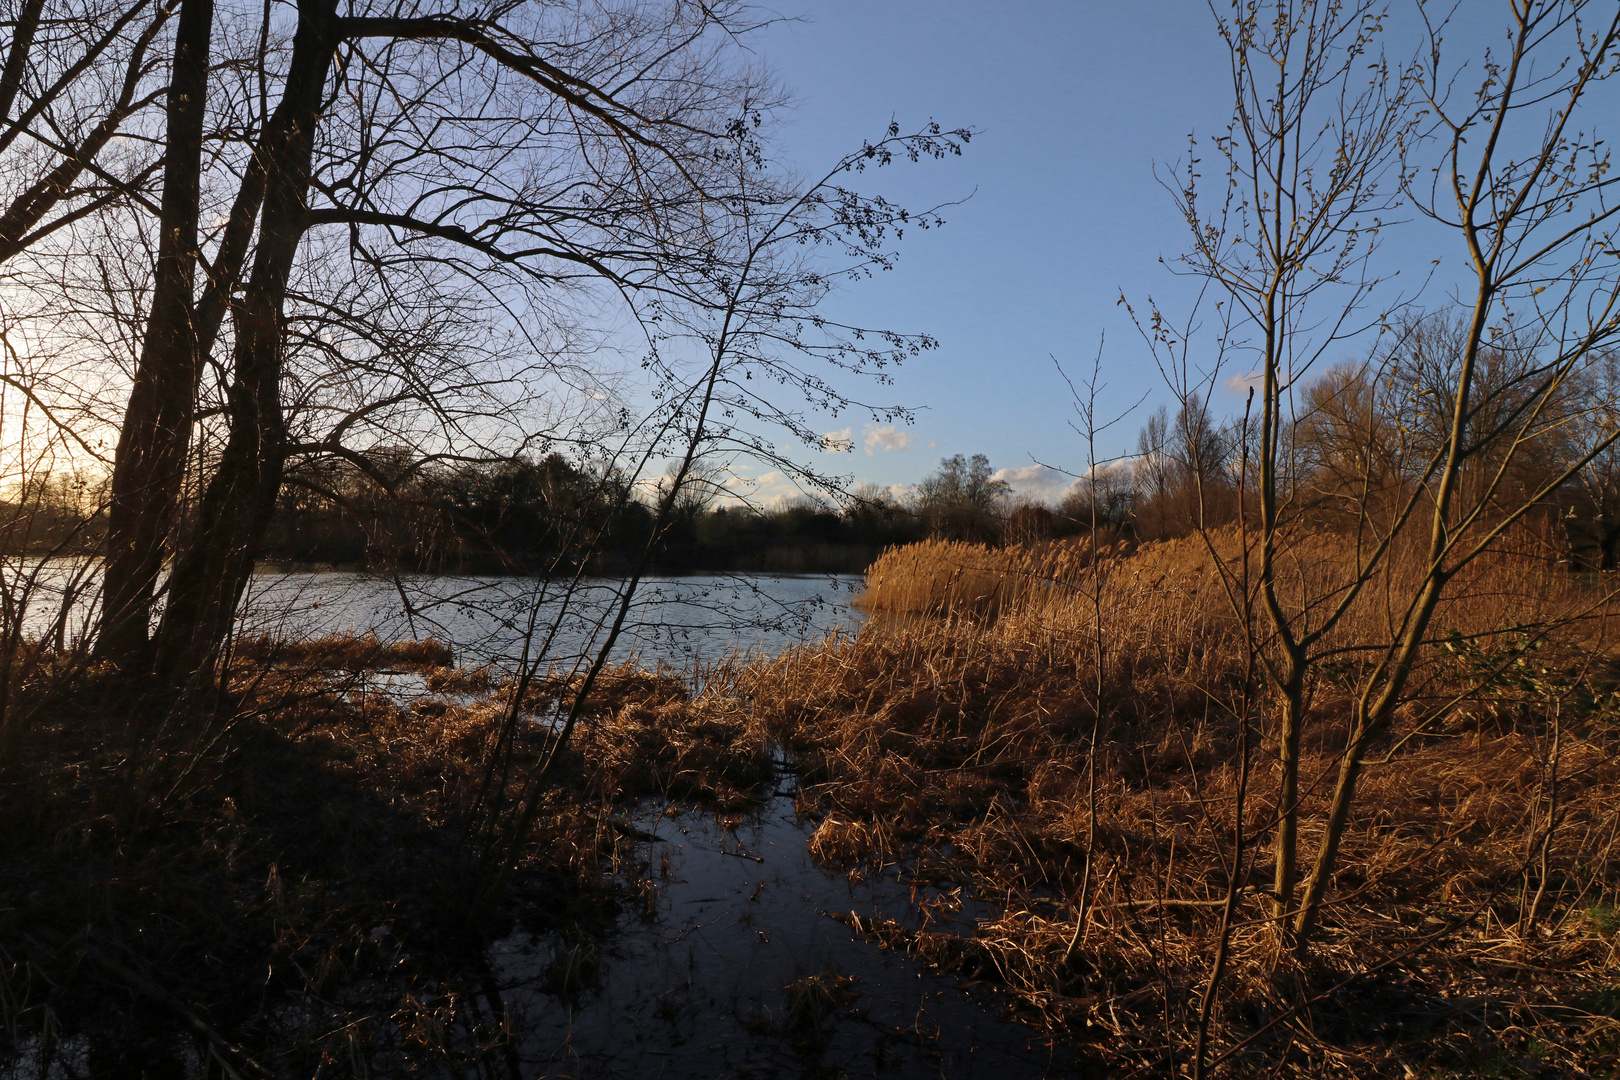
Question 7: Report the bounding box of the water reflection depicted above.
[503,759,1079,1079]
[240,571,863,668]
[12,561,863,668]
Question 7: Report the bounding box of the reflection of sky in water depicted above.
[12,561,862,671]
[500,768,1075,1079]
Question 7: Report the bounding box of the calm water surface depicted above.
[14,563,863,668]
[237,570,864,668]
[501,759,1081,1079]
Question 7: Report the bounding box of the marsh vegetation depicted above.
[5,0,1620,1076]
[8,529,1616,1076]
[755,535,1620,1076]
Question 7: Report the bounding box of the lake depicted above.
[240,570,865,670]
[9,562,864,670]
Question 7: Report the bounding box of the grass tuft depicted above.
[742,532,1620,1077]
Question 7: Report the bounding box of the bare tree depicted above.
[87,0,818,681]
[1138,0,1620,954]
[98,0,214,662]
[0,0,168,265]
[1292,0,1620,941]
[458,122,968,901]
[916,452,1009,541]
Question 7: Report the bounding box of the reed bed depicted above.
[7,538,1614,1075]
[856,534,1127,620]
[746,531,1620,1077]
[0,639,768,1075]
[232,630,456,670]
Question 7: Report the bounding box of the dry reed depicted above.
[232,630,456,670]
[746,532,1620,1077]
[0,634,772,1074]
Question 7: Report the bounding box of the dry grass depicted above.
[512,661,691,714]
[0,637,774,1075]
[8,535,1615,1076]
[573,696,772,809]
[746,531,1620,1077]
[232,630,456,670]
[856,534,1127,620]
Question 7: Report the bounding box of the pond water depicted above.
[10,562,864,670]
[497,757,1081,1079]
[237,570,864,671]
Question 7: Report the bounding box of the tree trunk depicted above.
[1292,702,1375,942]
[97,0,214,666]
[1293,570,1446,942]
[152,0,337,683]
[1270,664,1306,919]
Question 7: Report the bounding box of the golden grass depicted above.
[9,533,1614,1076]
[568,665,773,809]
[856,534,1124,620]
[233,630,456,670]
[744,530,1620,1077]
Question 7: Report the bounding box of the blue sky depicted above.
[722,1,1511,507]
[741,1,1249,502]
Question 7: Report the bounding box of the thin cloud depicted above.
[862,423,913,456]
[991,464,1073,505]
[716,467,800,507]
[1226,371,1263,395]
[820,427,854,452]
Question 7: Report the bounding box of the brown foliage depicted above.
[0,634,776,1070]
[745,535,1620,1076]
[233,631,456,670]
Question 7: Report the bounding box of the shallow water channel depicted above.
[496,758,1081,1079]
[269,574,1080,1074]
[9,568,1083,1075]
[284,575,1078,1074]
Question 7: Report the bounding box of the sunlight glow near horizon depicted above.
[0,3,1584,515]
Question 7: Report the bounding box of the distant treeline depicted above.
[0,455,932,573]
[1050,315,1620,571]
[259,453,927,574]
[18,310,1620,574]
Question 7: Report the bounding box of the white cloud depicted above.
[991,464,1075,505]
[820,427,854,452]
[1084,456,1139,481]
[713,467,801,507]
[861,423,913,456]
[1226,371,1263,395]
[985,459,1142,506]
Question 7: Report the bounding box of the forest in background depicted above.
[3,0,1620,1076]
[9,308,1620,577]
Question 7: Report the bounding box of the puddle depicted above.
[0,762,1082,1079]
[495,765,1082,1078]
